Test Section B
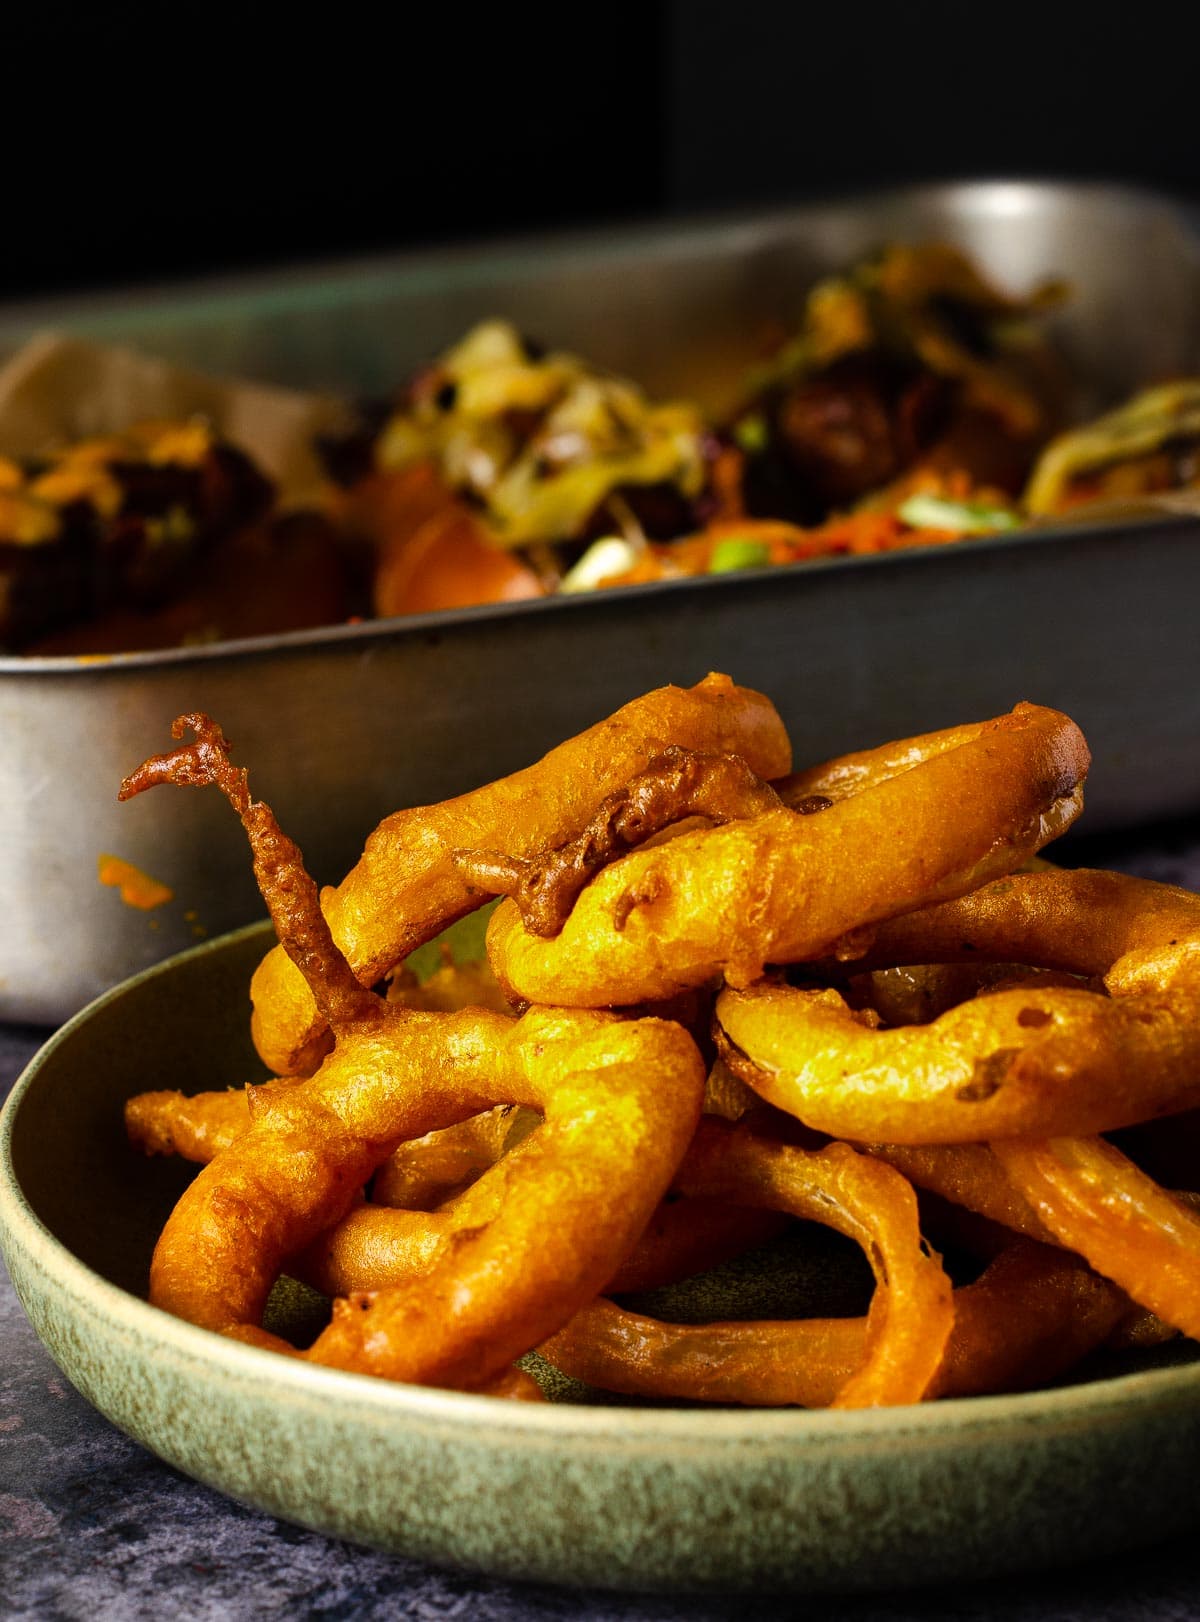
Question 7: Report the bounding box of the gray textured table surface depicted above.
[3,817,1200,1619]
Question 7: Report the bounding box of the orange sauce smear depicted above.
[97,854,174,910]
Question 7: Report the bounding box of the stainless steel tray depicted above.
[2,180,1198,1024]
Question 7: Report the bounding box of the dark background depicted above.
[4,1,1198,302]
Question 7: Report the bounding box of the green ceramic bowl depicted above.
[3,920,1200,1593]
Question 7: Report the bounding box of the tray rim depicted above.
[1,505,1194,679]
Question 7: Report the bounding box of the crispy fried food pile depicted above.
[122,674,1200,1406]
[322,250,1069,612]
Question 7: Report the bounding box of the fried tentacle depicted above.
[118,712,253,805]
[452,746,782,937]
[120,714,373,1027]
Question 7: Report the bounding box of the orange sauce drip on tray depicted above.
[97,854,174,910]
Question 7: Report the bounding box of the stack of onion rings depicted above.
[122,674,1200,1407]
[248,672,792,1076]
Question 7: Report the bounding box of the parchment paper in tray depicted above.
[0,331,350,503]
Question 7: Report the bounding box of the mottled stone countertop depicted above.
[3,818,1200,1619]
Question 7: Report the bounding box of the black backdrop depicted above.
[669,1,1200,209]
[4,2,1198,302]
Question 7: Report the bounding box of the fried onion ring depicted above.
[121,715,706,1392]
[773,712,1067,808]
[992,1136,1200,1340]
[822,866,1200,984]
[863,1142,1054,1244]
[538,1241,1127,1407]
[245,672,792,1076]
[127,1081,266,1162]
[631,1118,954,1408]
[126,1089,533,1211]
[370,1104,536,1208]
[127,1062,944,1400]
[715,866,1200,1143]
[716,972,1200,1144]
[127,1084,785,1297]
[151,1002,702,1390]
[293,1184,790,1301]
[483,703,1089,1008]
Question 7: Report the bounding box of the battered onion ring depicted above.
[127,1086,533,1197]
[322,1113,949,1407]
[247,672,792,1075]
[863,1143,1054,1245]
[538,1242,1127,1407]
[773,713,1066,807]
[992,1136,1200,1340]
[484,703,1089,1009]
[370,1105,535,1208]
[639,1118,953,1408]
[716,975,1200,1144]
[127,1052,768,1183]
[127,945,523,1190]
[128,1086,784,1297]
[130,1080,946,1399]
[716,866,1200,1144]
[127,1082,269,1162]
[149,1002,703,1389]
[294,1186,789,1301]
[121,715,707,1392]
[820,866,1200,985]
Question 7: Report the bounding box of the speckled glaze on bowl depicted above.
[3,922,1200,1594]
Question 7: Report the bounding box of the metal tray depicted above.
[1,180,1198,1024]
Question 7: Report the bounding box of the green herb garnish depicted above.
[897,494,1020,534]
[708,537,772,574]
